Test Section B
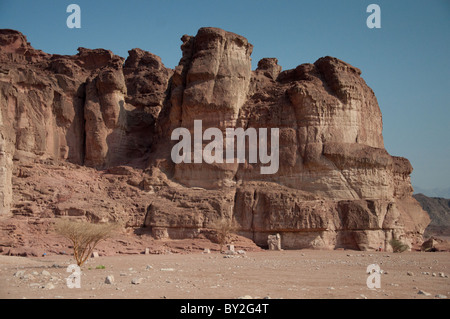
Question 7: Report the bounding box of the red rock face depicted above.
[0,27,429,251]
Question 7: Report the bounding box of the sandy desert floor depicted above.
[0,249,449,300]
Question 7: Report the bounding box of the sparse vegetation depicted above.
[210,217,237,251]
[54,219,118,266]
[390,238,409,253]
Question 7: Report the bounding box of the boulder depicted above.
[421,237,438,252]
[268,234,282,251]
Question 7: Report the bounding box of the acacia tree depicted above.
[54,219,118,266]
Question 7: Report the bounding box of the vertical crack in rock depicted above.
[251,189,258,242]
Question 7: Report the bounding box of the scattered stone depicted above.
[203,248,211,254]
[438,272,445,278]
[407,271,414,276]
[145,265,153,270]
[131,278,143,285]
[91,252,99,258]
[432,273,437,277]
[237,250,246,255]
[41,270,51,276]
[44,283,55,290]
[418,290,431,296]
[23,274,35,280]
[360,294,368,299]
[238,295,253,299]
[105,275,115,284]
[145,248,150,255]
[14,270,25,278]
[435,294,447,299]
[160,268,175,272]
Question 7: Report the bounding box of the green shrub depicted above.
[390,238,409,253]
[210,217,237,252]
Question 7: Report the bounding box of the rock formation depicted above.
[0,27,430,252]
[413,193,450,237]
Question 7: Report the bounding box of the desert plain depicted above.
[1,245,449,299]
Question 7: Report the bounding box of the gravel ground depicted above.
[0,250,449,299]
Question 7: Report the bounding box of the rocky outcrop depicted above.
[149,28,429,250]
[158,28,254,189]
[0,27,430,251]
[414,193,450,237]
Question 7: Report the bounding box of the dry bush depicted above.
[210,217,237,251]
[54,219,118,266]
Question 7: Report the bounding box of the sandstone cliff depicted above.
[0,27,430,252]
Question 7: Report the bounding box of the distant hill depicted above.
[413,193,450,237]
[413,186,450,198]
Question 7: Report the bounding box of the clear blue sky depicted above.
[1,0,449,193]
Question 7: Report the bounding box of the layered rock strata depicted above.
[0,27,430,251]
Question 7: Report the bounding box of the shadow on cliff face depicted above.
[103,100,156,169]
